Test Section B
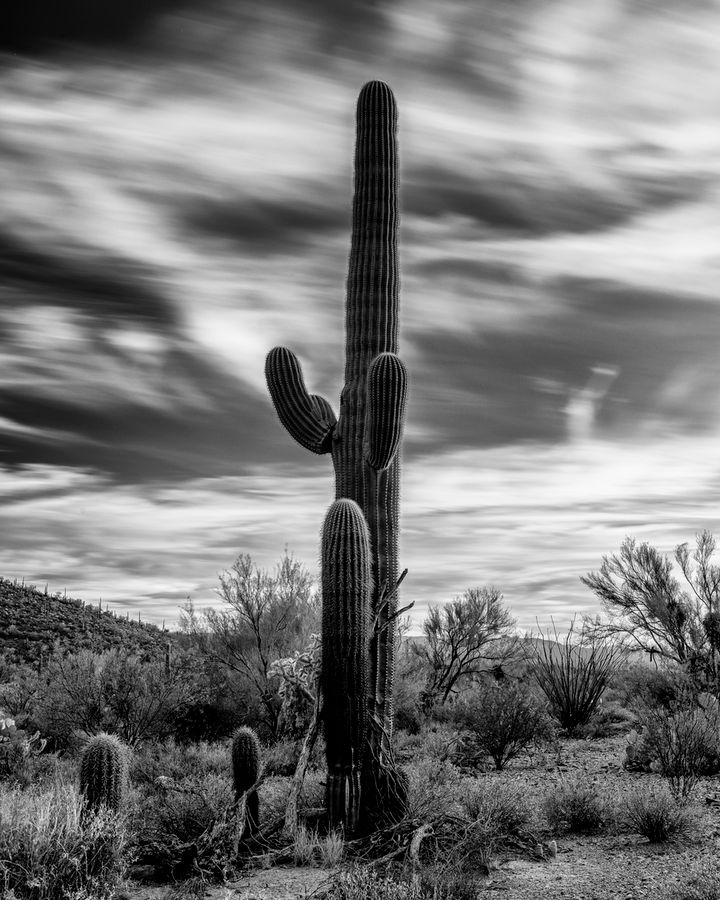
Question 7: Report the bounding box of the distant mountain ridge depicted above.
[0,577,172,665]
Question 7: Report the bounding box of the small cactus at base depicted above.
[79,732,128,813]
[231,725,262,837]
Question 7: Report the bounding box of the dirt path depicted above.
[481,833,720,899]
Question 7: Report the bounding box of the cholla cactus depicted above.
[231,725,261,837]
[79,732,128,813]
[270,633,321,740]
[265,80,408,832]
[0,713,46,778]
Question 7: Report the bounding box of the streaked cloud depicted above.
[1,0,719,633]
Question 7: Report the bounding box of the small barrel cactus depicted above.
[79,732,128,813]
[231,725,261,837]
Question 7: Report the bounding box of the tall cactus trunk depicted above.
[265,80,408,834]
[332,81,402,763]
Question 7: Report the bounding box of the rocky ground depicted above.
[123,735,720,900]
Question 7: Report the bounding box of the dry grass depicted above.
[542,773,615,834]
[0,778,126,900]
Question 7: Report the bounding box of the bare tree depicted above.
[414,586,517,707]
[581,531,720,679]
[181,551,320,737]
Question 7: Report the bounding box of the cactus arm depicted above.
[364,352,407,471]
[321,498,370,834]
[265,347,336,454]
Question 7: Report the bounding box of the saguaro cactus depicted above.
[266,80,408,830]
[232,725,262,837]
[79,732,128,813]
[321,498,370,832]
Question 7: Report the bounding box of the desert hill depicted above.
[0,577,172,666]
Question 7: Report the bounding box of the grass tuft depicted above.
[0,779,125,900]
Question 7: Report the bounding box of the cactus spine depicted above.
[321,498,370,832]
[79,732,128,813]
[231,725,261,837]
[266,81,408,832]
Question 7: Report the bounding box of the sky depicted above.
[1,0,719,634]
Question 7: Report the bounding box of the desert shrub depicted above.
[128,760,239,881]
[260,772,325,826]
[412,798,528,895]
[461,777,535,836]
[615,660,691,710]
[406,755,464,820]
[181,552,320,740]
[263,737,301,776]
[414,587,517,709]
[453,680,554,770]
[624,728,658,773]
[394,641,428,736]
[0,779,126,900]
[542,774,612,833]
[413,866,483,900]
[322,867,419,900]
[318,829,345,867]
[582,531,720,690]
[394,724,460,765]
[321,865,477,900]
[394,700,423,736]
[292,825,344,867]
[577,700,637,738]
[173,698,243,743]
[530,619,625,735]
[292,822,317,866]
[35,647,205,749]
[624,785,695,842]
[131,737,229,787]
[632,697,720,798]
[662,863,720,900]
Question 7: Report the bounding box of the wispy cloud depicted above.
[1,0,719,631]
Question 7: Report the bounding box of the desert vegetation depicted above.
[3,81,720,900]
[3,533,720,899]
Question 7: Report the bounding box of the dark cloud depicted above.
[406,328,565,452]
[404,161,709,237]
[0,342,301,483]
[417,3,529,103]
[2,0,390,57]
[277,0,390,55]
[0,231,179,329]
[404,278,720,451]
[181,190,348,254]
[554,278,720,434]
[1,0,187,51]
[411,257,525,285]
